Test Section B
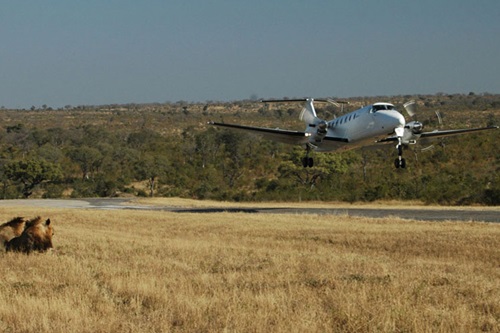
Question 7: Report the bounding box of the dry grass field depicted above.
[0,206,498,332]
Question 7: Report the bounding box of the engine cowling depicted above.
[312,121,328,143]
[317,121,327,134]
[405,121,423,134]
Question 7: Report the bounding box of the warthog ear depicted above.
[45,219,51,226]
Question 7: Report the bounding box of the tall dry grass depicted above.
[0,206,498,332]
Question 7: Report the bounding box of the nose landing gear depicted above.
[394,157,406,169]
[394,139,406,169]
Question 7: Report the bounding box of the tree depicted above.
[134,154,170,197]
[68,146,103,180]
[3,159,62,198]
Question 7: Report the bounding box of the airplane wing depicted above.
[377,125,498,143]
[208,121,311,145]
[419,126,498,139]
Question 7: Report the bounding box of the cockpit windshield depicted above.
[372,103,395,112]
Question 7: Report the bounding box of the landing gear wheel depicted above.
[302,157,314,168]
[394,158,406,169]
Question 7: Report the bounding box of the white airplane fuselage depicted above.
[306,104,405,152]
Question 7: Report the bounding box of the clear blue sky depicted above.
[1,0,499,108]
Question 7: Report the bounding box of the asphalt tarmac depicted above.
[0,198,498,223]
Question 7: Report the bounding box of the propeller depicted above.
[395,100,425,168]
[401,100,444,151]
[401,100,424,138]
[299,103,318,126]
[297,98,332,144]
[263,98,347,126]
[420,110,444,151]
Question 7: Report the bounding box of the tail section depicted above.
[259,97,349,149]
[300,98,328,142]
[261,97,344,129]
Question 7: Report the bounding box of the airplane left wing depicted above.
[208,121,311,145]
[377,125,498,143]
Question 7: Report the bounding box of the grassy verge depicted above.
[133,197,500,211]
[0,207,498,332]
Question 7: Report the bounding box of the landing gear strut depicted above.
[394,139,406,169]
[302,145,314,168]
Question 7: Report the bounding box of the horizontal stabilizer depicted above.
[261,98,349,104]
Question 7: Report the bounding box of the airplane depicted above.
[208,98,498,168]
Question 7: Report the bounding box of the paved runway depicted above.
[170,206,500,222]
[0,198,498,223]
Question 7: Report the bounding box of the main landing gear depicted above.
[302,156,314,168]
[302,145,314,168]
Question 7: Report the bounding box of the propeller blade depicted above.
[420,110,444,151]
[403,100,417,118]
[299,107,317,125]
[435,110,443,126]
[420,145,435,152]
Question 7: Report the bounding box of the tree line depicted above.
[0,93,498,205]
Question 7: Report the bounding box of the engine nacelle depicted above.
[317,121,327,134]
[312,121,328,143]
[405,121,423,134]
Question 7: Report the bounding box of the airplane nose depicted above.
[394,111,406,128]
[376,110,406,129]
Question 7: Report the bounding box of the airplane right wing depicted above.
[418,126,499,139]
[208,121,311,145]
